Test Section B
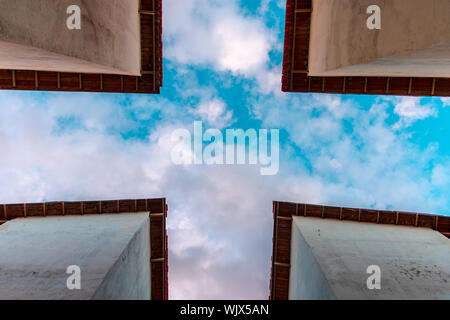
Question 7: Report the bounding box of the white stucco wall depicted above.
[92,215,151,300]
[289,220,336,300]
[0,0,141,75]
[0,213,151,300]
[309,0,450,77]
[290,217,450,300]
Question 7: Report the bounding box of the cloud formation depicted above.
[391,97,436,129]
[1,89,449,299]
[163,0,280,93]
[190,98,234,129]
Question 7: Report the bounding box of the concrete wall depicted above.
[315,42,450,78]
[0,0,140,75]
[289,220,336,300]
[0,213,151,300]
[309,0,450,77]
[290,217,450,300]
[92,215,151,300]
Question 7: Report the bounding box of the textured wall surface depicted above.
[0,213,150,300]
[0,0,140,75]
[309,0,450,77]
[289,220,336,300]
[290,216,450,300]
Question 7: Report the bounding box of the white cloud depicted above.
[330,158,342,169]
[392,97,436,129]
[431,164,450,187]
[254,93,448,212]
[442,98,450,107]
[163,0,280,93]
[212,17,271,75]
[190,98,234,129]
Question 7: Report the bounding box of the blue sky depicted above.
[1,0,450,299]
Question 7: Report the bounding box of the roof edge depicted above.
[0,197,169,300]
[281,0,450,97]
[270,200,450,300]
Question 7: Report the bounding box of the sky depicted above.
[1,0,450,299]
